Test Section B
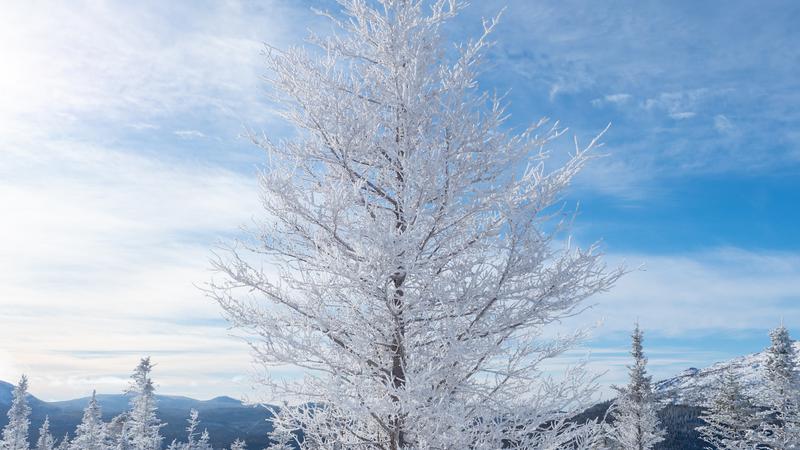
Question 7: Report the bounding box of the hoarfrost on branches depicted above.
[696,370,758,450]
[754,324,800,448]
[228,439,246,450]
[70,391,108,450]
[113,358,164,450]
[210,0,621,448]
[35,417,55,450]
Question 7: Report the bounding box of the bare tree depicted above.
[211,1,621,448]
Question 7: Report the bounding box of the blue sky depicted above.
[0,0,798,401]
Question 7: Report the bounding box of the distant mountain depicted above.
[654,341,800,405]
[0,383,275,449]
[3,344,796,449]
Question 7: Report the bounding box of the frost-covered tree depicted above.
[54,435,69,450]
[176,409,202,450]
[754,324,800,449]
[696,369,758,450]
[210,0,621,448]
[69,391,108,450]
[117,358,163,450]
[166,410,215,450]
[195,430,211,450]
[107,414,130,450]
[228,439,246,450]
[265,428,294,450]
[1,375,31,450]
[608,324,665,450]
[35,417,55,450]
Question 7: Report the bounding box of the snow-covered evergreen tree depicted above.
[195,430,211,450]
[1,375,31,450]
[210,0,620,448]
[107,414,129,450]
[35,417,55,450]
[696,369,758,450]
[54,435,69,450]
[754,324,800,449]
[166,409,215,450]
[69,390,108,450]
[228,439,246,450]
[119,358,163,450]
[608,324,666,450]
[179,409,201,450]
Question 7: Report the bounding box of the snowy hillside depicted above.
[654,341,800,405]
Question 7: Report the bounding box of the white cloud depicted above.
[0,0,796,403]
[0,0,304,140]
[669,111,696,120]
[542,247,800,397]
[0,0,312,401]
[591,93,632,107]
[642,89,712,120]
[573,158,654,201]
[585,248,800,334]
[714,114,734,134]
[174,129,207,139]
[0,136,263,399]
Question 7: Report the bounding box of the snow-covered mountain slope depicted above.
[654,341,800,405]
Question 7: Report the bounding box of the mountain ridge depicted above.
[2,343,797,449]
[653,341,800,405]
[0,384,274,449]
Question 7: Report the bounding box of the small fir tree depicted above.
[229,438,246,450]
[195,430,212,450]
[755,324,800,449]
[184,409,201,449]
[608,324,666,450]
[166,410,215,450]
[1,375,32,450]
[696,369,758,450]
[70,390,108,450]
[35,417,55,450]
[54,435,69,450]
[121,358,163,450]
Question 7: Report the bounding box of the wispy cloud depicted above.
[459,0,800,186]
[572,248,800,335]
[591,93,632,108]
[713,114,735,134]
[0,0,314,399]
[0,0,307,142]
[0,136,261,399]
[1,0,798,401]
[174,129,207,139]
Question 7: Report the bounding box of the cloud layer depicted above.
[0,0,798,401]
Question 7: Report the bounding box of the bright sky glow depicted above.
[1,0,798,401]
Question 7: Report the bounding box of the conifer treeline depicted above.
[2,325,797,449]
[604,323,800,449]
[0,358,248,450]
